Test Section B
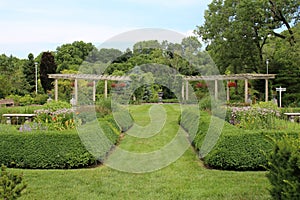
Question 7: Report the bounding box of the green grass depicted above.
[9,104,270,199]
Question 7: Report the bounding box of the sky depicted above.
[0,0,212,58]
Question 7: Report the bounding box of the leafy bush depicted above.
[180,109,298,170]
[32,94,48,105]
[266,135,300,199]
[19,95,34,106]
[0,130,97,169]
[203,132,274,170]
[0,165,27,199]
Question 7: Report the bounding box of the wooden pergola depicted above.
[48,74,130,105]
[184,74,276,103]
[48,73,275,104]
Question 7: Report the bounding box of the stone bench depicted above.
[2,114,36,125]
[284,113,300,122]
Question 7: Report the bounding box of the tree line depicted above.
[0,0,299,106]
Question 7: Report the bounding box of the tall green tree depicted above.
[23,53,36,93]
[55,41,94,72]
[39,52,57,93]
[196,0,299,74]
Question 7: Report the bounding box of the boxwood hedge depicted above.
[180,110,298,171]
[0,115,122,169]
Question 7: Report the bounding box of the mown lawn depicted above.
[12,104,270,200]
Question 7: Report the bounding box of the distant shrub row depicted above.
[180,110,298,171]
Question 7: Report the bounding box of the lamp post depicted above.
[266,59,269,74]
[34,62,38,94]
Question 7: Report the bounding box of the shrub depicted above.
[0,165,27,199]
[19,95,34,106]
[180,109,298,170]
[0,111,121,169]
[203,132,274,170]
[0,130,97,169]
[266,135,300,199]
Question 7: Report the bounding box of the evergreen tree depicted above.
[39,52,57,93]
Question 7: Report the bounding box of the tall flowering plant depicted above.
[34,108,80,130]
[228,105,280,130]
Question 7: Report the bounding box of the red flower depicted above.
[228,82,236,87]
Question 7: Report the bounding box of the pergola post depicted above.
[182,80,185,101]
[245,79,248,103]
[93,80,96,102]
[226,81,230,101]
[214,79,218,100]
[265,79,268,102]
[185,80,189,101]
[104,79,108,98]
[54,79,58,101]
[74,79,78,105]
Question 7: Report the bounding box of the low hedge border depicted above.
[180,110,298,171]
[0,114,123,169]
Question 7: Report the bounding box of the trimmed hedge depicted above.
[0,130,97,169]
[203,132,273,170]
[0,114,121,169]
[180,110,298,170]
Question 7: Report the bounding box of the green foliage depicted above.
[22,53,36,93]
[266,135,300,200]
[39,52,57,93]
[0,165,27,200]
[55,41,95,72]
[41,100,71,111]
[0,130,97,169]
[34,108,78,131]
[227,103,281,130]
[204,132,273,170]
[180,109,298,170]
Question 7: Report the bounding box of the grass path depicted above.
[17,104,270,200]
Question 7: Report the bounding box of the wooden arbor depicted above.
[184,74,276,102]
[48,74,130,105]
[49,73,275,104]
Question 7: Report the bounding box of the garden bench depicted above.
[2,114,36,125]
[283,113,300,122]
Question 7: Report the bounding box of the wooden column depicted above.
[74,79,78,105]
[226,81,230,101]
[104,79,108,98]
[93,80,96,102]
[185,80,189,101]
[265,79,268,102]
[182,80,185,101]
[214,79,218,100]
[245,79,248,103]
[54,79,58,101]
